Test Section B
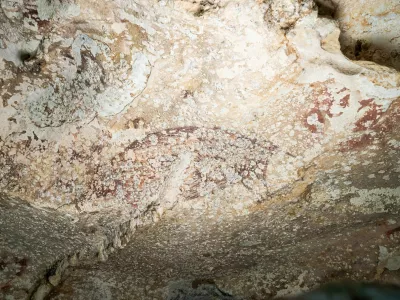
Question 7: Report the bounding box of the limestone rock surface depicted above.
[0,0,399,299]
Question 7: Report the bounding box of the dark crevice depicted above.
[339,35,400,71]
[312,0,400,71]
[315,0,337,18]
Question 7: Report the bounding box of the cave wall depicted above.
[0,0,399,299]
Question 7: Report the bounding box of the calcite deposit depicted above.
[0,0,399,299]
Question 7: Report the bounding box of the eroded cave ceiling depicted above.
[0,0,400,299]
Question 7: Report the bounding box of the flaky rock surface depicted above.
[0,0,399,299]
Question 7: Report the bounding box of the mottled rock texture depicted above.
[0,0,399,299]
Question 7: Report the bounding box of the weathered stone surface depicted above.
[333,0,400,70]
[264,0,315,29]
[1,126,282,215]
[0,0,399,298]
[1,0,398,216]
[0,194,87,299]
[45,171,400,299]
